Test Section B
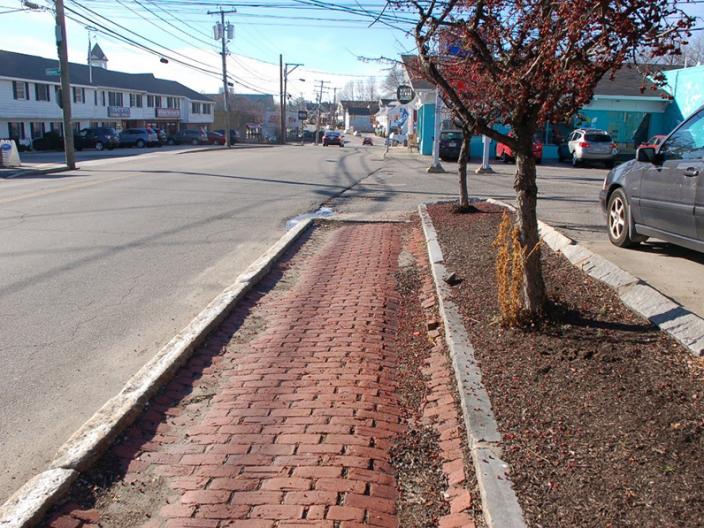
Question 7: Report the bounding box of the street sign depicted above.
[45,67,61,76]
[397,85,415,105]
[298,110,308,120]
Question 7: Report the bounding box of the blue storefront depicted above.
[662,64,704,131]
[403,58,698,161]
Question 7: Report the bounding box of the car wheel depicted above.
[192,139,199,145]
[571,152,582,167]
[95,142,104,151]
[136,139,145,148]
[501,152,510,164]
[167,139,175,145]
[607,188,644,248]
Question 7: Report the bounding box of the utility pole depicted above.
[313,80,330,146]
[279,55,284,144]
[281,61,302,144]
[208,8,236,147]
[332,87,337,129]
[87,28,92,85]
[427,89,445,173]
[55,0,76,170]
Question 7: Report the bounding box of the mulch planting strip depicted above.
[428,201,704,528]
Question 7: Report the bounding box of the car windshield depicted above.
[585,133,612,142]
[442,132,462,140]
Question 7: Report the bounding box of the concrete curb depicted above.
[484,197,704,357]
[176,144,274,155]
[0,218,314,528]
[1,166,72,179]
[418,203,527,528]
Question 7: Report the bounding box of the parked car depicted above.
[557,142,571,163]
[639,134,667,150]
[599,105,704,251]
[388,131,407,146]
[215,129,239,144]
[78,127,119,151]
[439,131,467,161]
[323,131,344,147]
[299,130,323,143]
[167,129,208,145]
[119,128,157,148]
[149,128,167,146]
[496,136,543,164]
[207,131,226,145]
[32,131,82,151]
[567,128,617,168]
[362,137,373,146]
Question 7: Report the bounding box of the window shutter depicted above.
[82,88,85,102]
[12,81,17,99]
[35,83,39,100]
[25,82,29,99]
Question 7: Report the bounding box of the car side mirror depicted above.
[637,147,661,164]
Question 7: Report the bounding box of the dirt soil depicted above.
[428,202,704,528]
[390,238,449,527]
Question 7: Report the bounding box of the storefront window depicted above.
[49,122,64,135]
[30,122,45,139]
[8,122,25,140]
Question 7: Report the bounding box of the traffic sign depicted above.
[298,110,308,120]
[45,67,61,76]
[396,84,415,104]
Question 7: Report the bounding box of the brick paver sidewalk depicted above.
[44,222,476,528]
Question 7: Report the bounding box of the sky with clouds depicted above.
[0,1,702,102]
[0,1,417,101]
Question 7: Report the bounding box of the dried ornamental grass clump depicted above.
[493,210,525,327]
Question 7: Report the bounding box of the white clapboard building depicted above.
[0,46,214,147]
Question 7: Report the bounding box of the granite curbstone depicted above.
[418,203,527,528]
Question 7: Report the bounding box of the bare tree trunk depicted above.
[458,128,470,207]
[514,151,547,316]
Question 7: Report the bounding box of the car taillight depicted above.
[611,143,616,149]
[579,141,590,148]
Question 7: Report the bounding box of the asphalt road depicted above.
[0,140,382,501]
[2,138,702,503]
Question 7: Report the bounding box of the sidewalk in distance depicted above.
[41,220,479,528]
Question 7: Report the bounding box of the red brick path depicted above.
[49,224,406,528]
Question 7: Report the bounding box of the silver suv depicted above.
[567,128,617,168]
[118,127,158,148]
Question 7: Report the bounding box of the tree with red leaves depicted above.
[401,0,693,317]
